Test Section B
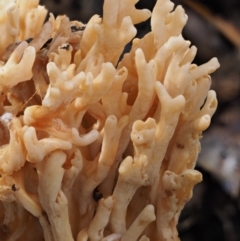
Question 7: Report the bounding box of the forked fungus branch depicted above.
[0,0,219,240]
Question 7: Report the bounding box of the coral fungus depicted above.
[0,0,219,240]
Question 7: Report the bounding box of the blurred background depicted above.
[39,0,240,240]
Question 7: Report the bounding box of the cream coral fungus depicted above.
[0,0,219,240]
